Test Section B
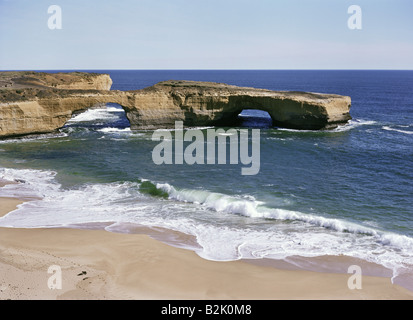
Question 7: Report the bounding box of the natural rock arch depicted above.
[126,81,351,130]
[0,73,352,138]
[66,103,131,129]
[236,109,273,128]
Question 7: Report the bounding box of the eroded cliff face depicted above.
[0,72,126,137]
[0,71,112,91]
[53,74,112,91]
[0,73,351,138]
[128,80,352,130]
[0,91,131,137]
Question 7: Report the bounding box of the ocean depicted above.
[0,70,412,289]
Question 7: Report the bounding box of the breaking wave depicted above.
[382,125,413,135]
[1,167,413,283]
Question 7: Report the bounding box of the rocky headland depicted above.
[0,72,351,138]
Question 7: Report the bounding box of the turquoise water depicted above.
[0,70,412,287]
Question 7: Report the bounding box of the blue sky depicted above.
[0,0,412,69]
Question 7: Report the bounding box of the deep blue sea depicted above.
[1,70,412,288]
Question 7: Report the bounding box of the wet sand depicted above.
[1,195,412,300]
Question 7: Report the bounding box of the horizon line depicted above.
[1,68,413,72]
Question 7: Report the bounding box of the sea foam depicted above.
[67,106,123,123]
[276,119,377,133]
[157,182,380,235]
[382,126,413,135]
[1,167,413,283]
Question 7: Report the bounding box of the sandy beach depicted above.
[0,193,412,300]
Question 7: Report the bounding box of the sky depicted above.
[0,0,412,70]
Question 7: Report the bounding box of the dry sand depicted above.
[0,196,412,300]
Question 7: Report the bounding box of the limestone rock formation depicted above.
[0,71,112,90]
[129,80,351,130]
[0,72,352,138]
[0,90,130,137]
[0,72,126,137]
